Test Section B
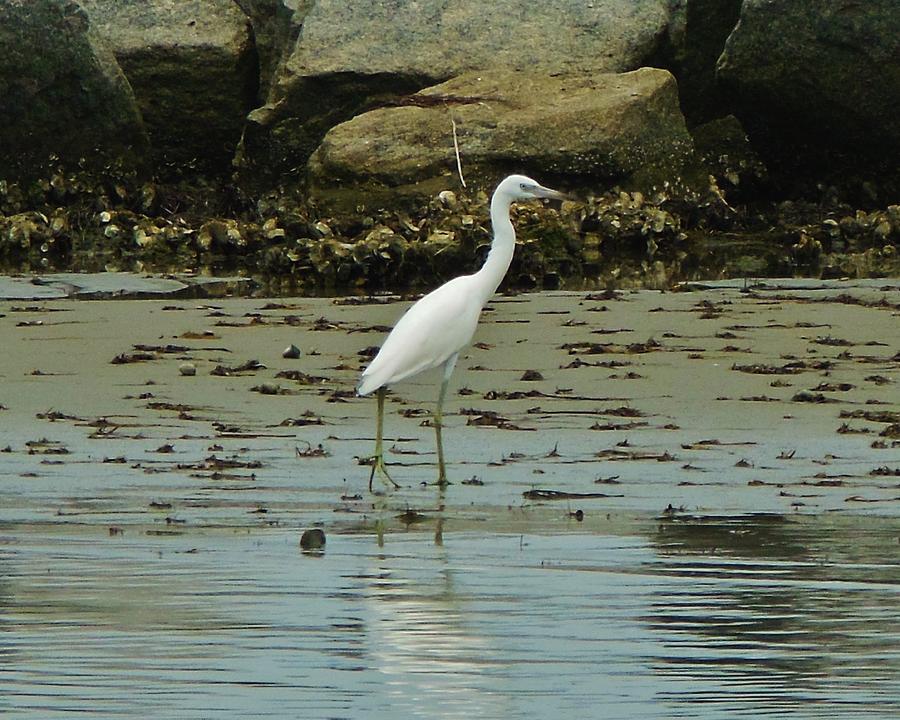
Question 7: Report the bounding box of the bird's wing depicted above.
[358,275,482,394]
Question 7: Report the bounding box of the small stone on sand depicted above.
[300,528,326,550]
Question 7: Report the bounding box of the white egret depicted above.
[357,174,567,489]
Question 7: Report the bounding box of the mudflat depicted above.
[2,276,898,533]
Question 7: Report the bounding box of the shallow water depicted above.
[1,276,899,717]
[3,518,899,719]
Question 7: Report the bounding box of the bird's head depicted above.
[498,174,568,203]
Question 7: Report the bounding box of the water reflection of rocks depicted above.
[646,514,900,715]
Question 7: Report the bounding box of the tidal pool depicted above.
[1,276,898,717]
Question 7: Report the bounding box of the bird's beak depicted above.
[533,184,569,201]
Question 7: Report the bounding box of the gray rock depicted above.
[299,527,326,551]
[0,0,148,182]
[80,0,258,174]
[690,114,767,200]
[308,68,694,210]
[282,343,302,359]
[237,0,672,189]
[665,0,742,124]
[232,0,309,94]
[716,0,900,181]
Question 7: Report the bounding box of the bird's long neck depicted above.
[474,192,516,303]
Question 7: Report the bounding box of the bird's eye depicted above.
[519,183,528,190]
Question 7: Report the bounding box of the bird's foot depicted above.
[368,455,400,491]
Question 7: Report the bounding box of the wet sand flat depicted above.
[1,276,899,718]
[2,277,898,527]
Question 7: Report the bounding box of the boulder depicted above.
[308,67,694,210]
[80,0,258,175]
[237,0,672,189]
[0,0,148,183]
[716,0,900,188]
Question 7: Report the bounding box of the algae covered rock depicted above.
[80,0,258,175]
[237,0,672,189]
[716,0,900,187]
[0,0,149,183]
[308,68,694,211]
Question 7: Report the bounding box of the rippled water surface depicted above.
[3,516,899,719]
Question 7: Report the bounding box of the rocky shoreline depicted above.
[1,1,898,290]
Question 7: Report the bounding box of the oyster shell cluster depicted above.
[0,164,897,289]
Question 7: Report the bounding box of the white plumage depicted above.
[357,275,482,396]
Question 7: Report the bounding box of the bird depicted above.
[357,174,567,490]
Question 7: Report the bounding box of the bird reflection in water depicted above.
[360,547,509,719]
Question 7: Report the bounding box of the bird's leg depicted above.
[434,353,458,486]
[369,387,399,491]
[434,380,449,486]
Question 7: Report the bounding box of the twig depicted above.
[451,116,466,188]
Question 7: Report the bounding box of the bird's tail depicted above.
[356,372,380,397]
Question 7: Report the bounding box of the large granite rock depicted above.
[308,67,694,210]
[0,0,148,183]
[716,0,900,185]
[80,0,258,175]
[237,0,672,189]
